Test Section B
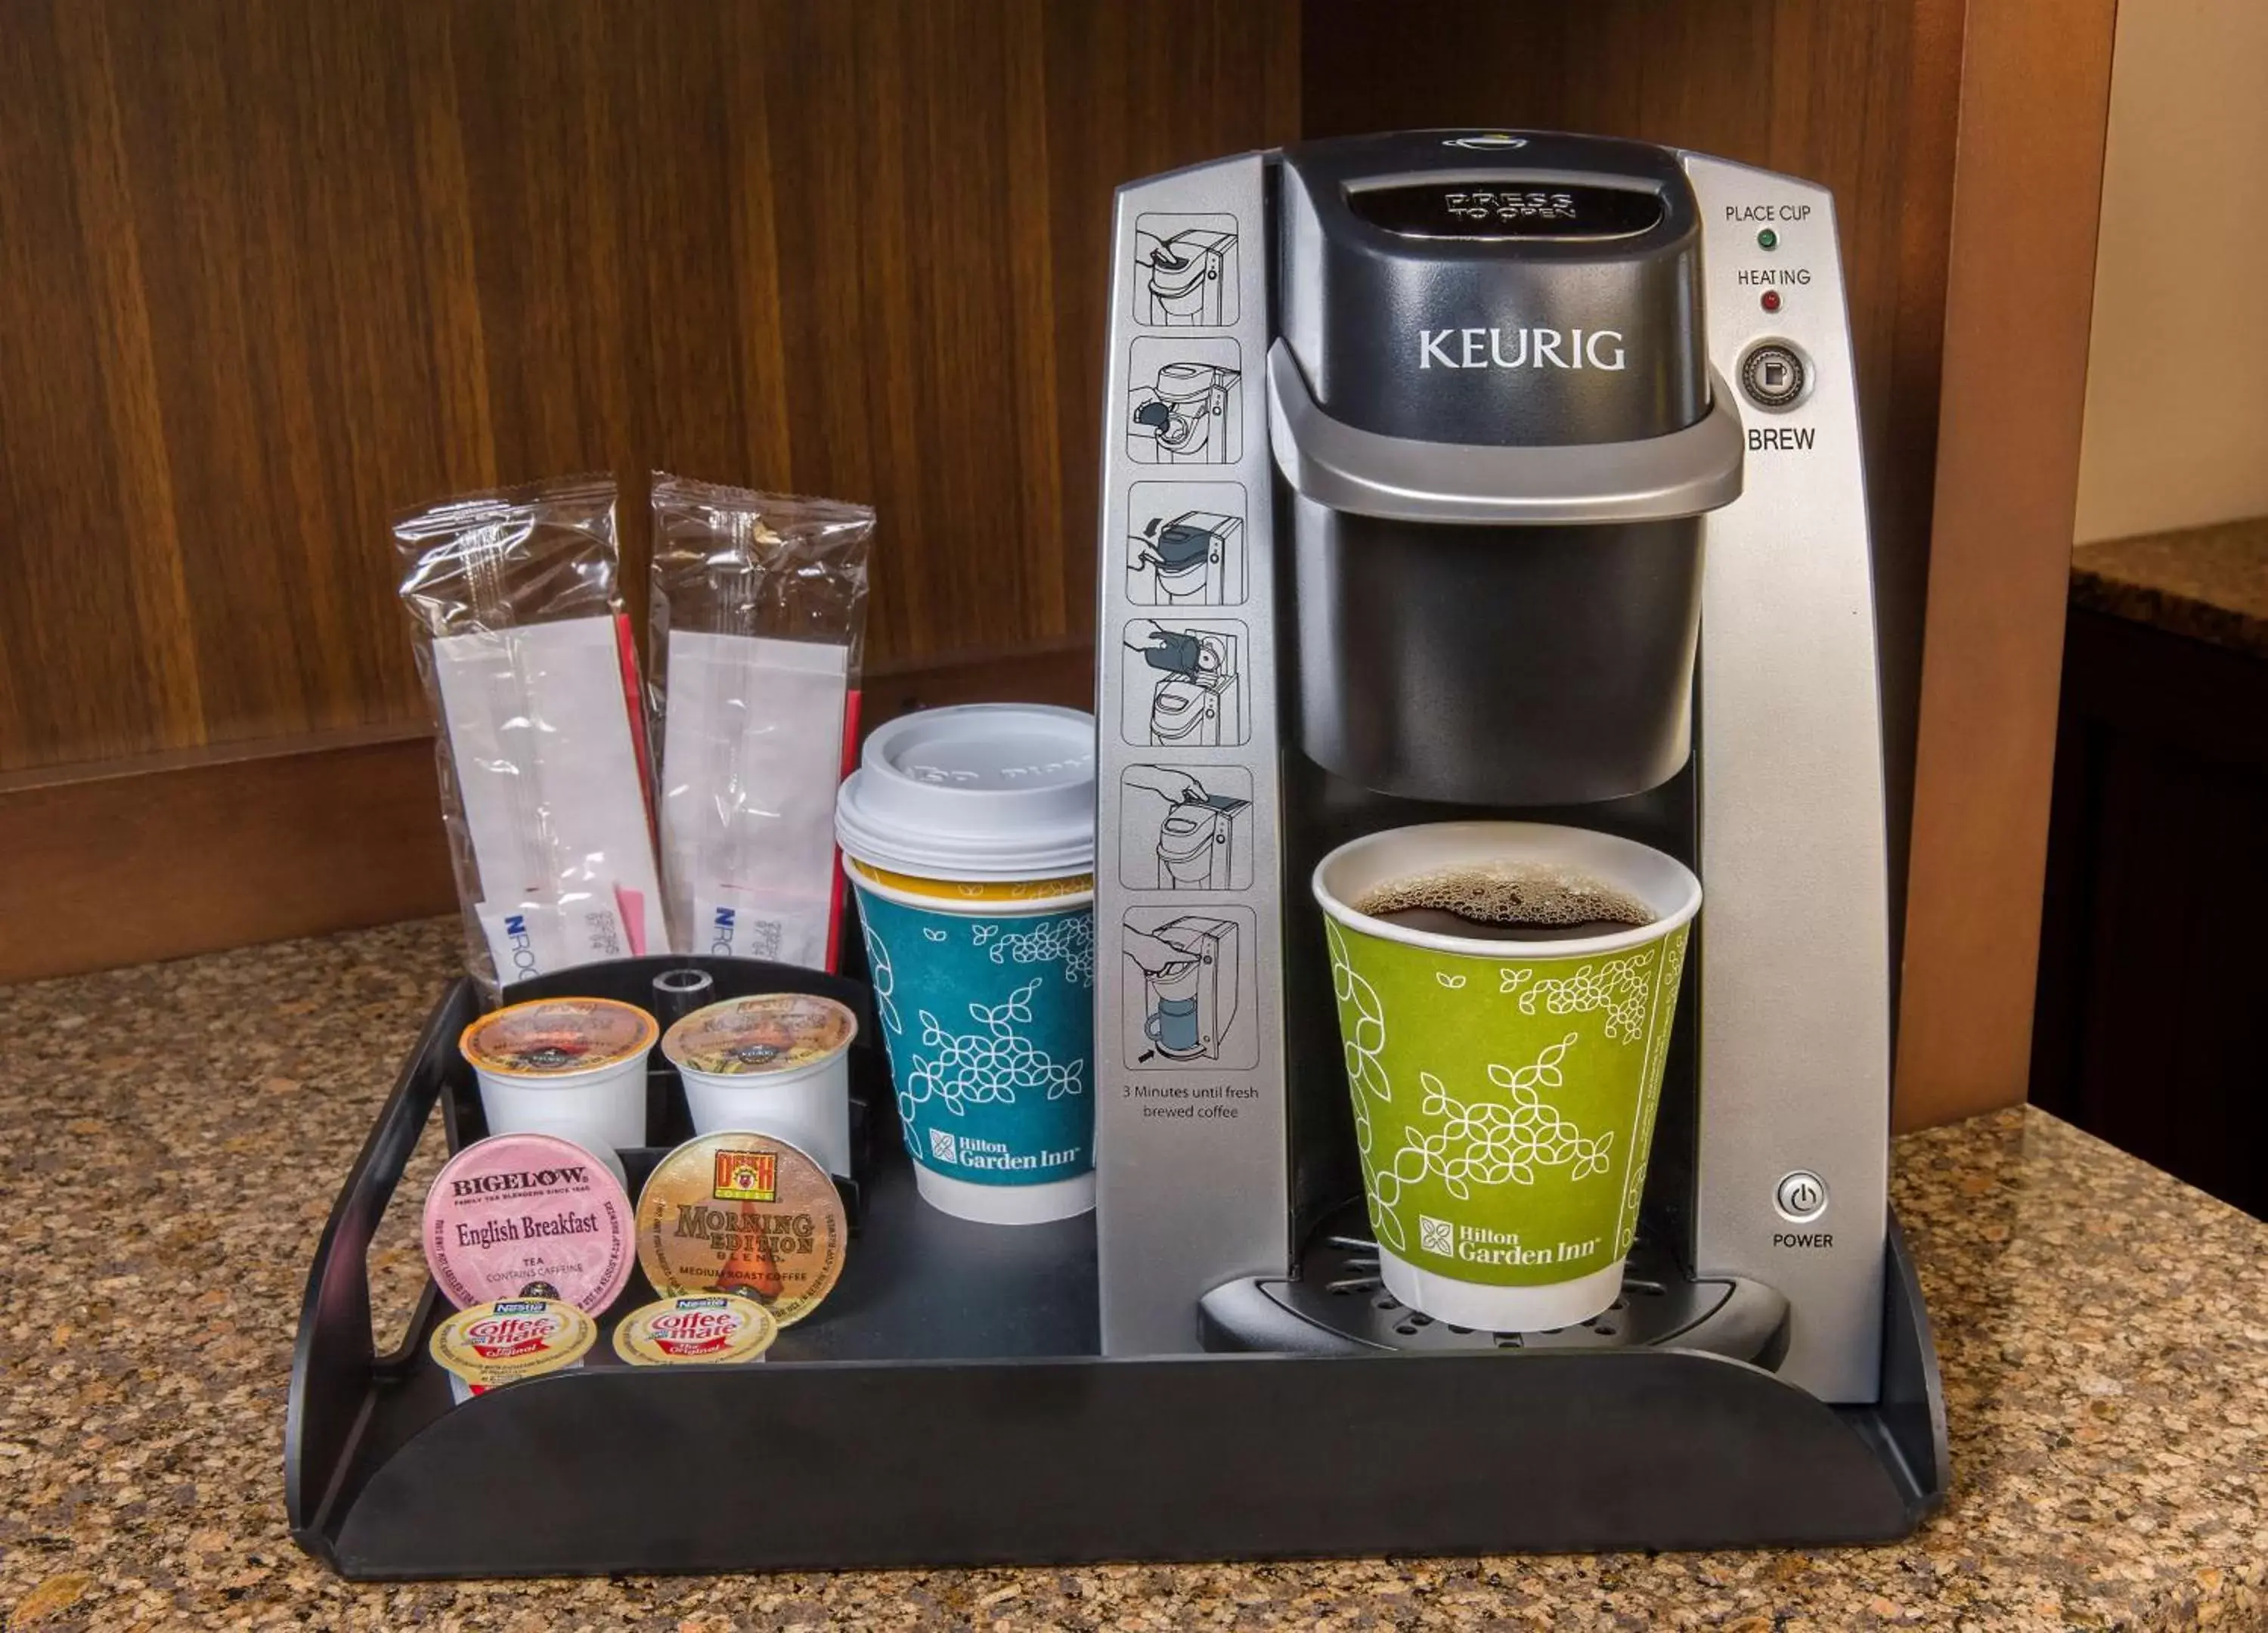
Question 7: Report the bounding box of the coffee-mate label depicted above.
[635,1133,847,1326]
[612,1294,778,1365]
[431,1297,597,1394]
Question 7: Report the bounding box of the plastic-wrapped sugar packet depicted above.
[395,476,671,994]
[649,475,875,971]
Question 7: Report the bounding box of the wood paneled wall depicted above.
[0,0,1299,773]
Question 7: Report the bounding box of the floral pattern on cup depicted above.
[854,886,1095,1190]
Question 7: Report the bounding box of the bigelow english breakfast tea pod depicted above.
[635,1133,847,1326]
[423,1132,635,1312]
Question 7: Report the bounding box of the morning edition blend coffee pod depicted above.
[430,1297,597,1402]
[635,1133,847,1326]
[612,1294,778,1366]
[423,1132,635,1313]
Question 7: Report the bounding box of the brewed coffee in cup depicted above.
[1356,860,1658,944]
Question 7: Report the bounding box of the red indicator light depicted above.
[1761,289,1783,314]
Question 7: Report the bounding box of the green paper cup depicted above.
[1312,823,1700,1332]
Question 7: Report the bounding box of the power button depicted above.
[1774,1170,1828,1223]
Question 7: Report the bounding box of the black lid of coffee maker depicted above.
[1277,131,1707,448]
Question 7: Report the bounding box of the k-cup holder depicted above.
[650,966,717,1026]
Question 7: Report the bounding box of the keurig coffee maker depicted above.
[1095,131,1945,1535]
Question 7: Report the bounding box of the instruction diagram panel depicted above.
[1117,764,1253,891]
[1119,618,1248,748]
[1127,338,1242,466]
[1118,905,1257,1070]
[1133,213,1239,327]
[1126,482,1247,608]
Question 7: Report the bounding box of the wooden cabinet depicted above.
[2032,607,2268,1219]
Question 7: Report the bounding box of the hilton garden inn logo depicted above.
[1415,1215,1603,1267]
[929,1128,959,1165]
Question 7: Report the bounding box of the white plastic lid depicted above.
[835,704,1096,880]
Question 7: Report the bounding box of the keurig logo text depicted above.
[1415,327,1627,371]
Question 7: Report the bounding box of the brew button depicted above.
[1740,342,1805,410]
[1775,1170,1829,1222]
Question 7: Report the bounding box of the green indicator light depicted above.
[1758,228,1779,250]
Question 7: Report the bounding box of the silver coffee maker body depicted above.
[1092,132,1903,1409]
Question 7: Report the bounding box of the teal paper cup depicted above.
[836,705,1098,1226]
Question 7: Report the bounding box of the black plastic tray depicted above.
[287,955,1948,1579]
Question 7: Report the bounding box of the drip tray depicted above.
[1200,1204,1790,1366]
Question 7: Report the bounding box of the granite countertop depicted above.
[2071,516,2268,656]
[3,921,2266,1631]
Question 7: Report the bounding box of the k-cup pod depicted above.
[423,1131,636,1313]
[835,704,1098,1226]
[662,994,859,1176]
[430,1296,596,1405]
[635,1132,848,1326]
[1314,822,1701,1333]
[460,996,658,1151]
[612,1293,779,1367]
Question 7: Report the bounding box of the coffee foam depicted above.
[1354,860,1656,931]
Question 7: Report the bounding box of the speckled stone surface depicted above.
[2,919,2265,1631]
[2072,516,2268,657]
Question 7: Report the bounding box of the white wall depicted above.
[2074,0,2268,543]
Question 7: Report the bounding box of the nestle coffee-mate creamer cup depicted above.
[430,1296,597,1405]
[612,1293,779,1366]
